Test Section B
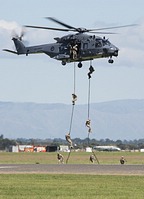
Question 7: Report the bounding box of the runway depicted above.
[0,164,144,175]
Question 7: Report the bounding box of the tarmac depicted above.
[0,164,144,175]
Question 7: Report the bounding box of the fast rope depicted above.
[66,62,77,164]
[85,62,94,143]
[86,62,99,164]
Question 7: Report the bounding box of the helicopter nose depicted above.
[114,48,119,56]
[109,46,119,56]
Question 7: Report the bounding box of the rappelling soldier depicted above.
[65,132,73,148]
[85,119,92,133]
[88,65,95,79]
[72,93,77,105]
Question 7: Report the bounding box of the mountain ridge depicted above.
[0,99,144,140]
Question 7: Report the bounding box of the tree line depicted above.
[0,134,144,151]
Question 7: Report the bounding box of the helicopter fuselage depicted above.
[4,33,119,67]
[3,17,136,67]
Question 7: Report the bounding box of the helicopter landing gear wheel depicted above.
[78,62,82,68]
[61,60,66,66]
[108,59,114,64]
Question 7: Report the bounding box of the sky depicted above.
[0,0,144,105]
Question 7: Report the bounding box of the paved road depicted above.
[0,164,144,175]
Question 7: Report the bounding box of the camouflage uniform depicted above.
[57,153,64,164]
[65,132,73,148]
[120,156,126,164]
[90,154,95,163]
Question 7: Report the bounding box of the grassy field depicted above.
[0,152,144,198]
[0,174,144,199]
[0,151,144,164]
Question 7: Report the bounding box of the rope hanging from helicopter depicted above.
[66,62,77,164]
[86,61,99,164]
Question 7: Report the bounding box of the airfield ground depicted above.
[0,164,144,175]
[0,151,144,175]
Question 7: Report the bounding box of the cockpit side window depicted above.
[95,39,102,47]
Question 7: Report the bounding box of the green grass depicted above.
[0,152,144,198]
[0,174,144,199]
[0,151,144,164]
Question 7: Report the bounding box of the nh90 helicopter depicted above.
[3,17,136,68]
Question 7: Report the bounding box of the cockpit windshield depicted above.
[102,39,111,46]
[95,38,111,47]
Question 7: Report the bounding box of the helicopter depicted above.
[3,17,136,68]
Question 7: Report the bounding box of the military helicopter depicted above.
[3,17,136,68]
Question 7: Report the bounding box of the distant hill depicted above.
[0,99,144,140]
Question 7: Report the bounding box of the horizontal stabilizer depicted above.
[3,49,18,54]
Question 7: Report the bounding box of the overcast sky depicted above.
[0,0,144,105]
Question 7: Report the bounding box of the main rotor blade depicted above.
[89,31,117,34]
[87,24,137,32]
[25,18,138,34]
[24,25,73,32]
[45,17,77,30]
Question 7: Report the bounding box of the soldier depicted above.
[70,41,78,59]
[87,65,95,79]
[85,119,92,133]
[89,154,95,163]
[72,93,77,105]
[65,132,73,148]
[57,153,64,164]
[120,156,126,164]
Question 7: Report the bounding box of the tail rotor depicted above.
[3,28,27,55]
[11,28,26,41]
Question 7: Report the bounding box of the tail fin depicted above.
[12,38,26,55]
[3,38,26,55]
